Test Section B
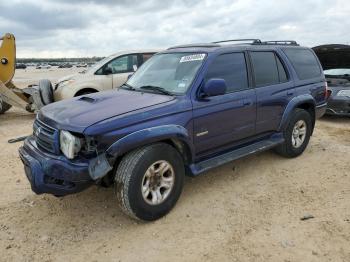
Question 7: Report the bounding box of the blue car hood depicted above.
[39,89,175,133]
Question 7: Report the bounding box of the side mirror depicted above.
[201,78,227,97]
[103,66,113,75]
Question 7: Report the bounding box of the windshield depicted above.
[324,68,350,77]
[126,52,206,94]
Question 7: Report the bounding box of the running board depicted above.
[189,136,284,176]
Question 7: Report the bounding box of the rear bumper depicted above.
[326,96,350,116]
[19,136,93,196]
[315,102,327,118]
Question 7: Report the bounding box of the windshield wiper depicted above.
[139,85,174,96]
[121,83,136,90]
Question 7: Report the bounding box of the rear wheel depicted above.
[275,108,312,158]
[115,143,185,221]
[0,97,12,114]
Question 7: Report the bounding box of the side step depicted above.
[189,135,284,176]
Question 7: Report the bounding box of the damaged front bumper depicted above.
[19,136,111,196]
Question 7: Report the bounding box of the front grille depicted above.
[33,119,58,154]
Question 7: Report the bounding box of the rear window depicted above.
[283,48,321,80]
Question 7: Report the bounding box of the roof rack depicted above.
[213,39,262,44]
[167,39,300,50]
[168,43,219,50]
[258,40,299,46]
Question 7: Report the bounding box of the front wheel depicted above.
[275,108,312,158]
[115,143,185,221]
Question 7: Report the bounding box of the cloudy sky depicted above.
[1,0,349,58]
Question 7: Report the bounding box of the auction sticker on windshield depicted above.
[180,54,206,63]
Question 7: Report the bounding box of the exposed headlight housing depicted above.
[60,130,82,159]
[337,90,350,97]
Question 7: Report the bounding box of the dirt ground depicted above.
[0,68,349,262]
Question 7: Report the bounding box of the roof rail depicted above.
[258,40,299,46]
[213,39,262,44]
[167,43,219,50]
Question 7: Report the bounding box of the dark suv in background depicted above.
[19,39,328,221]
[313,44,350,116]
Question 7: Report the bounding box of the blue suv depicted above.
[19,39,328,221]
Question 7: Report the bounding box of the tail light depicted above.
[324,81,331,100]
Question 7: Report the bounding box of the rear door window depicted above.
[205,52,249,93]
[283,48,321,80]
[250,52,279,86]
[250,51,289,86]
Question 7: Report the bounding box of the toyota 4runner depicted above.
[19,39,328,221]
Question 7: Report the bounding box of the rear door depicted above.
[249,51,294,134]
[192,52,257,156]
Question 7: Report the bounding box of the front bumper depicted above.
[19,136,93,196]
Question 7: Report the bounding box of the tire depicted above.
[275,108,312,158]
[38,79,54,105]
[115,143,185,221]
[0,97,12,114]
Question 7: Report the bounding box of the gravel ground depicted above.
[0,69,349,262]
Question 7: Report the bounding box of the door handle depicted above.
[287,91,294,96]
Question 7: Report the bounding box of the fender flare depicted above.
[278,94,316,132]
[106,125,194,163]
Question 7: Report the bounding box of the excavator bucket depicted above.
[0,33,31,112]
[0,33,49,113]
[0,33,16,84]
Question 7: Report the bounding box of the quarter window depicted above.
[205,53,249,93]
[283,48,321,80]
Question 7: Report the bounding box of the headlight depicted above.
[58,79,75,88]
[337,90,350,97]
[60,130,82,159]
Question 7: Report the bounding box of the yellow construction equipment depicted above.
[0,33,47,114]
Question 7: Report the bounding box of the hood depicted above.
[313,44,350,70]
[39,89,175,133]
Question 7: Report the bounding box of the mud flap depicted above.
[88,153,113,180]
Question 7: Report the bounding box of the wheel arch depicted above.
[106,125,194,167]
[279,95,316,134]
[74,87,99,97]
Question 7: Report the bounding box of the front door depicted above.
[104,54,139,89]
[192,52,257,156]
